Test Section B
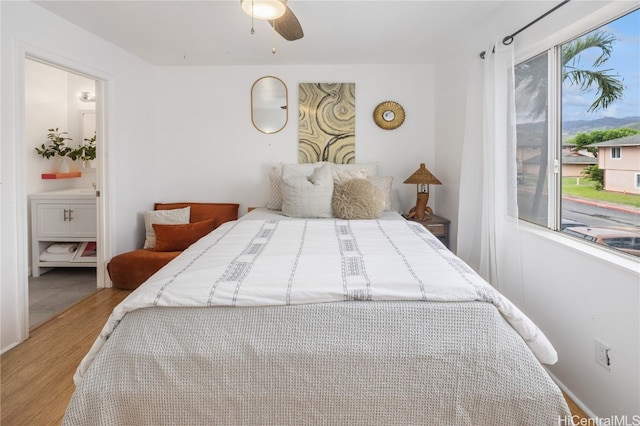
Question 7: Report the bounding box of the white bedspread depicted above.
[76,218,557,383]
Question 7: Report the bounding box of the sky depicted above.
[562,8,640,122]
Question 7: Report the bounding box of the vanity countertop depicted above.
[30,188,96,200]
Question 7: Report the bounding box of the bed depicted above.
[64,204,570,425]
[66,159,571,424]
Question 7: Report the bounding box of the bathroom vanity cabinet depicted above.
[30,189,97,277]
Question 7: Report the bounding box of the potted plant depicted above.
[71,133,97,168]
[35,128,74,172]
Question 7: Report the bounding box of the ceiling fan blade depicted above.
[270,6,303,41]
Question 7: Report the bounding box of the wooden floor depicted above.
[1,287,589,425]
[565,392,589,422]
[1,288,129,426]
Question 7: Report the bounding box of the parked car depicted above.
[561,218,587,230]
[562,226,640,256]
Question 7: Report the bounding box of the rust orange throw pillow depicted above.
[152,219,216,252]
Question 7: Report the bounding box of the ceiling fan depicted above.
[241,0,304,41]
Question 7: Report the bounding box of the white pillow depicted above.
[266,162,379,210]
[281,163,334,218]
[332,162,379,177]
[332,168,367,185]
[271,161,378,177]
[270,161,324,177]
[143,207,190,249]
[266,163,320,210]
[368,176,394,211]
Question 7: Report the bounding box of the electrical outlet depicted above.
[594,338,611,370]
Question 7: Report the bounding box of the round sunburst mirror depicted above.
[373,101,405,130]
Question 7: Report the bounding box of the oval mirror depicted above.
[251,76,288,134]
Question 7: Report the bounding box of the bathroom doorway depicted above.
[24,58,100,329]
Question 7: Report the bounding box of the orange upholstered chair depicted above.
[107,202,239,290]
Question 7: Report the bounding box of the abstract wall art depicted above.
[298,83,355,164]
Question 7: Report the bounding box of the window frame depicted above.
[513,5,640,259]
[610,146,621,159]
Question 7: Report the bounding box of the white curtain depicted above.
[457,43,521,295]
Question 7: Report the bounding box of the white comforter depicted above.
[75,218,557,383]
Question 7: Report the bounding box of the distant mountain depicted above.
[562,116,640,134]
[517,116,640,145]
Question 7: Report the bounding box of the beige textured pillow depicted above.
[368,176,394,211]
[265,169,284,210]
[143,207,190,249]
[332,178,384,220]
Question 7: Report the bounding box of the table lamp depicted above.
[403,163,442,220]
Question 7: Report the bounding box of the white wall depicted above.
[153,64,434,225]
[25,59,69,178]
[433,62,471,253]
[1,1,157,352]
[523,228,639,418]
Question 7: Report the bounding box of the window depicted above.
[515,8,640,257]
[611,147,621,159]
[515,52,550,227]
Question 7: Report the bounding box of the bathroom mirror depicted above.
[81,111,96,141]
[251,76,288,134]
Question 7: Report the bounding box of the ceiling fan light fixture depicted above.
[241,0,287,21]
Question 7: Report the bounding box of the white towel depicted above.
[40,250,75,262]
[46,243,79,254]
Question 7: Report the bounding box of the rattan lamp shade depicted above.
[403,163,442,186]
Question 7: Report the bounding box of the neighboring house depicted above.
[562,143,597,178]
[515,135,542,180]
[518,148,598,177]
[587,133,640,195]
[516,142,597,180]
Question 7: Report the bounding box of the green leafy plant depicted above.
[70,133,96,162]
[566,127,640,156]
[35,128,73,159]
[581,164,604,191]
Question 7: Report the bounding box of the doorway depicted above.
[24,57,105,329]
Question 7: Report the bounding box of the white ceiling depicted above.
[34,0,520,66]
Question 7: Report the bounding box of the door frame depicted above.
[15,42,113,339]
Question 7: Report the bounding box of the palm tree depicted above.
[562,30,625,112]
[515,29,625,220]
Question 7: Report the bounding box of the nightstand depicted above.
[404,213,450,248]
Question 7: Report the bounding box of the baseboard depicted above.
[547,369,598,420]
[1,340,22,356]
